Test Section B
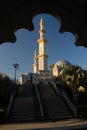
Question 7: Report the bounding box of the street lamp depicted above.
[13,63,19,82]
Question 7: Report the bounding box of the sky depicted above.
[0,13,87,80]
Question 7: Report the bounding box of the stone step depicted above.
[10,96,42,122]
[41,97,74,120]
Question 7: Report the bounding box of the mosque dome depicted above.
[55,59,71,67]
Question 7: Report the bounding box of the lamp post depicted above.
[13,63,19,83]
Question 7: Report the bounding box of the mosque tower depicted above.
[33,50,38,73]
[37,17,48,72]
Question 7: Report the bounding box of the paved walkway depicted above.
[0,118,87,130]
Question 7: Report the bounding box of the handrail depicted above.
[6,91,14,118]
[34,83,44,119]
[7,85,16,119]
[51,81,77,117]
[50,81,60,96]
[62,90,77,117]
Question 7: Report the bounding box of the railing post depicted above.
[62,90,77,117]
[34,83,44,120]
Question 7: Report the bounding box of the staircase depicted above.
[9,82,75,123]
[9,83,42,122]
[38,82,74,120]
[33,98,42,121]
[41,97,73,120]
[10,97,35,122]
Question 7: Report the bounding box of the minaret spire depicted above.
[39,17,45,38]
[33,50,38,73]
[37,17,48,71]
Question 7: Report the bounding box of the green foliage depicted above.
[55,65,87,106]
[58,65,87,92]
[0,73,15,107]
[0,73,17,123]
[77,105,87,118]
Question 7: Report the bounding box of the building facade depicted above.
[19,18,72,84]
[51,59,72,77]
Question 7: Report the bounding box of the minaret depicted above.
[33,50,38,73]
[37,17,48,71]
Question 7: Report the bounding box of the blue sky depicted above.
[0,13,87,80]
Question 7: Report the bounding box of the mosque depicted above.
[20,18,72,84]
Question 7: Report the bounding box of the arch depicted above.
[0,0,87,47]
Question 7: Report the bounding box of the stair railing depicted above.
[62,90,77,117]
[6,91,14,120]
[34,83,44,119]
[50,81,60,96]
[6,85,16,120]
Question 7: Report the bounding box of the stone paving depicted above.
[0,118,87,130]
